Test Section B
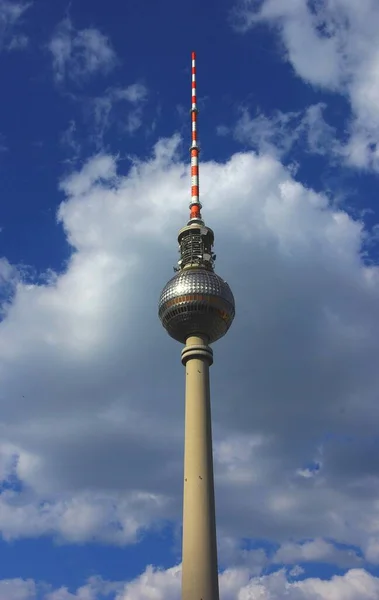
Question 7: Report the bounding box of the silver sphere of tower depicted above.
[159,267,235,344]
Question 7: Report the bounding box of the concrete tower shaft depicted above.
[181,336,219,600]
[158,51,235,600]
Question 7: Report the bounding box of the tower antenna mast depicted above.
[189,51,202,222]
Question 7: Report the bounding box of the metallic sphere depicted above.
[159,268,235,344]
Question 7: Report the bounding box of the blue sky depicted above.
[2,0,379,598]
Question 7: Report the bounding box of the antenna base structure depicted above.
[159,221,235,344]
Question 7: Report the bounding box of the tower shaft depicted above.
[181,335,219,600]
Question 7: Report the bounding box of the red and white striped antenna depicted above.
[189,51,202,222]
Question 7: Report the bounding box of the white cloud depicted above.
[89,84,148,148]
[235,568,379,599]
[115,565,379,600]
[289,565,305,578]
[0,576,120,599]
[1,566,379,599]
[116,566,181,600]
[2,567,379,599]
[217,534,268,572]
[273,538,362,568]
[0,488,169,545]
[0,578,36,600]
[1,137,379,560]
[117,83,147,105]
[60,120,82,163]
[233,0,379,170]
[49,18,117,84]
[0,0,30,51]
[231,103,337,159]
[7,32,27,49]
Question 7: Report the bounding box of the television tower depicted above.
[158,52,235,600]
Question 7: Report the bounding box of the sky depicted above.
[3,0,379,597]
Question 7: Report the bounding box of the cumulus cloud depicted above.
[2,566,378,599]
[273,538,363,569]
[0,0,30,51]
[1,136,379,565]
[0,575,119,599]
[0,487,168,545]
[233,0,379,170]
[220,567,379,600]
[49,18,117,84]
[93,566,379,600]
[0,578,36,600]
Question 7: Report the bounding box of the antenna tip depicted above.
[191,51,196,60]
